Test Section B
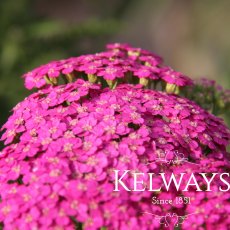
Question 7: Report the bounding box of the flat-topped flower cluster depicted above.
[23,43,193,91]
[0,44,230,230]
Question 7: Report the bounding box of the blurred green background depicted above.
[0,0,230,132]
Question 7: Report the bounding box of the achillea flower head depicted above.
[1,44,230,229]
[23,43,193,91]
[186,78,230,116]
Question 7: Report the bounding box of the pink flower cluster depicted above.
[23,43,193,90]
[186,78,230,116]
[196,78,230,105]
[1,73,230,229]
